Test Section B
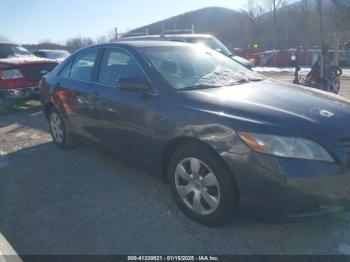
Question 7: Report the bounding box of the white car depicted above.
[32,49,70,63]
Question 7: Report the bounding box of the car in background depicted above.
[120,34,253,69]
[41,41,350,225]
[0,42,58,105]
[32,49,70,63]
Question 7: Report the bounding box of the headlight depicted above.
[0,69,24,80]
[238,132,334,162]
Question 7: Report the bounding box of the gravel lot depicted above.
[1,72,350,255]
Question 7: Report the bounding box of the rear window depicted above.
[45,50,70,60]
[33,51,47,58]
[0,44,34,59]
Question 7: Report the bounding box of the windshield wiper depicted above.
[249,77,264,82]
[179,85,221,91]
[230,78,264,85]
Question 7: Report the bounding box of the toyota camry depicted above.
[40,41,350,225]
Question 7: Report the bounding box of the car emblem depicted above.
[320,110,334,118]
[40,70,48,75]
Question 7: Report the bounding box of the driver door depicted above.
[92,47,159,168]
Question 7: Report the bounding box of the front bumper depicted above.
[0,86,40,101]
[223,151,350,219]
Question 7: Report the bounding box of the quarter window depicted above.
[70,49,99,81]
[98,49,144,86]
[59,59,72,78]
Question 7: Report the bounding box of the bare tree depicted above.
[330,0,350,32]
[262,0,291,48]
[95,35,108,44]
[66,37,94,51]
[315,0,324,44]
[0,35,8,41]
[243,0,265,47]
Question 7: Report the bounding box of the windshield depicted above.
[45,50,70,59]
[140,46,263,90]
[0,44,34,59]
[186,37,233,56]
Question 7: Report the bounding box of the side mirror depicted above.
[117,77,150,92]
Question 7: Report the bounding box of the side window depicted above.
[59,59,72,78]
[98,49,144,86]
[34,51,46,58]
[70,49,99,81]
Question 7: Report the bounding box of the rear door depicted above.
[54,47,102,141]
[92,47,159,167]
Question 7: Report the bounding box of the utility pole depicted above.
[316,0,325,79]
[115,28,118,40]
[273,0,278,49]
[334,33,340,67]
[161,24,164,36]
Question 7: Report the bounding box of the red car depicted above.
[0,42,58,105]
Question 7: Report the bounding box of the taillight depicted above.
[0,69,25,80]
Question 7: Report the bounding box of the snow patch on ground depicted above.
[254,67,350,77]
[15,132,27,137]
[0,252,6,262]
[254,67,308,73]
[30,134,41,140]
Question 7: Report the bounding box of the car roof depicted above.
[34,49,69,52]
[71,41,196,56]
[164,34,212,38]
[120,34,213,40]
[108,40,194,48]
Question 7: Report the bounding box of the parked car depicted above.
[0,42,58,106]
[32,49,70,63]
[120,34,253,69]
[41,41,350,225]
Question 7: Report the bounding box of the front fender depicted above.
[176,123,251,156]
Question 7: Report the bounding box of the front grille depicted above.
[21,63,57,82]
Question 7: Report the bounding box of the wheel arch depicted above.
[44,101,56,120]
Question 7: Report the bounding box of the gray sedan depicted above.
[40,41,350,225]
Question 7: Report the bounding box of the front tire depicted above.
[168,144,238,226]
[48,107,74,149]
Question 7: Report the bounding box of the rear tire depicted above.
[48,107,75,149]
[167,144,238,226]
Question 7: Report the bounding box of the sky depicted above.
[1,0,247,44]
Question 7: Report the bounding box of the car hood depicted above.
[0,56,55,67]
[181,79,350,137]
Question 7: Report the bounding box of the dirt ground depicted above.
[1,72,350,255]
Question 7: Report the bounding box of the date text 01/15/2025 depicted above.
[127,256,220,261]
